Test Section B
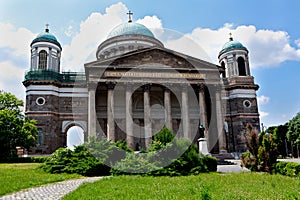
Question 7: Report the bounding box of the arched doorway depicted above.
[67,126,84,150]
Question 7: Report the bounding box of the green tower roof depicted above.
[219,36,247,56]
[31,26,62,50]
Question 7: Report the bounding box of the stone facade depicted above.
[24,23,260,154]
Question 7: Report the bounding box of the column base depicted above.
[198,138,210,156]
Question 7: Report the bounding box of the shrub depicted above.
[111,127,217,176]
[241,124,278,173]
[111,152,159,175]
[274,161,288,175]
[31,156,49,163]
[40,146,110,176]
[275,162,300,177]
[202,156,217,172]
[0,156,49,163]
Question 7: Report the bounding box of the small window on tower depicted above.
[38,50,47,70]
[221,61,226,77]
[37,128,44,146]
[237,57,246,76]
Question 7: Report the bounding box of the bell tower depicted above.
[219,34,260,153]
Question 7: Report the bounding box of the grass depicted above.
[0,163,82,196]
[64,173,300,200]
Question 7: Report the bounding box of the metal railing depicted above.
[24,70,86,82]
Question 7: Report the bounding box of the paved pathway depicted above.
[0,177,103,200]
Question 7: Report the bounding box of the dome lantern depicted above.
[30,24,62,72]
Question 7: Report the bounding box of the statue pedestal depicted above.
[198,138,210,156]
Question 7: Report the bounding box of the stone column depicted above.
[107,83,115,142]
[164,87,172,130]
[126,84,134,149]
[216,86,227,153]
[181,84,190,139]
[88,82,97,141]
[199,84,208,138]
[144,84,151,149]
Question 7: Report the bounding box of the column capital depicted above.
[142,84,151,91]
[198,83,206,92]
[106,82,116,90]
[87,82,98,91]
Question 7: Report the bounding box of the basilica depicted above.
[23,13,260,154]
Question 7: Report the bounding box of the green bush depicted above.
[40,146,110,176]
[0,157,32,163]
[111,152,159,175]
[31,156,49,163]
[202,156,218,172]
[0,156,49,163]
[275,162,300,177]
[111,128,217,176]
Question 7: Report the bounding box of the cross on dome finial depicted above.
[127,11,133,23]
[45,23,49,33]
[229,32,233,41]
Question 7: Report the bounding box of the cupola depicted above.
[30,24,62,72]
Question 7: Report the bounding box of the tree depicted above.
[287,112,300,156]
[241,124,278,173]
[0,91,37,159]
[264,125,289,157]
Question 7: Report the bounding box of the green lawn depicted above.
[64,173,300,200]
[0,163,82,196]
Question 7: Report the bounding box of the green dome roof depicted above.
[219,38,247,55]
[31,29,62,49]
[107,22,155,39]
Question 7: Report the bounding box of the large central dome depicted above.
[96,21,163,60]
[107,22,155,39]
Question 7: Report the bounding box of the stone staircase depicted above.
[212,153,239,165]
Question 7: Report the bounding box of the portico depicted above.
[85,48,226,151]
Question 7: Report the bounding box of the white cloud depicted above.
[136,15,164,37]
[257,95,270,105]
[0,22,34,100]
[0,61,25,100]
[260,111,269,118]
[65,25,74,37]
[163,24,300,68]
[0,22,35,58]
[61,2,128,71]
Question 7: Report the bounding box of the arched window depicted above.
[237,57,246,76]
[38,50,47,70]
[221,61,226,78]
[37,128,44,146]
[67,126,84,150]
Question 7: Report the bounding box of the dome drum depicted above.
[96,23,163,60]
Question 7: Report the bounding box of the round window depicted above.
[36,97,46,106]
[243,100,251,108]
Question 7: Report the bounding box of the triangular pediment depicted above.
[85,47,222,72]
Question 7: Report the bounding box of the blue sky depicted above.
[1,0,300,132]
